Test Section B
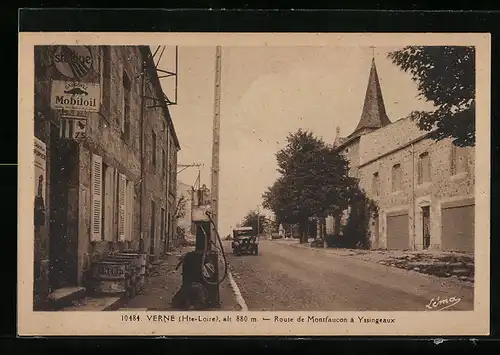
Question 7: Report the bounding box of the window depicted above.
[98,46,111,114]
[152,131,157,170]
[162,149,166,178]
[161,207,166,240]
[118,173,127,241]
[451,144,468,175]
[101,163,107,241]
[169,142,177,195]
[169,161,174,193]
[150,200,156,255]
[391,163,402,192]
[122,71,131,141]
[102,163,116,242]
[167,213,171,244]
[418,152,431,184]
[372,172,380,196]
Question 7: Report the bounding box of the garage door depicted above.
[441,205,475,252]
[386,213,410,250]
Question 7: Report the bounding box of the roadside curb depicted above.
[227,270,248,311]
[276,241,475,290]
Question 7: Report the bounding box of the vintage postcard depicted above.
[18,32,490,336]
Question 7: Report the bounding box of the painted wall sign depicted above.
[34,137,47,226]
[97,265,126,277]
[53,45,94,79]
[60,118,87,140]
[51,80,100,112]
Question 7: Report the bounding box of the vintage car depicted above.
[231,227,259,256]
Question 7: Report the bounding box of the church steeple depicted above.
[353,57,391,134]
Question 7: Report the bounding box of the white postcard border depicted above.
[18,32,491,336]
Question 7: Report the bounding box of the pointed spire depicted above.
[353,57,391,134]
[333,126,346,147]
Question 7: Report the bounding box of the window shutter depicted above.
[126,181,134,241]
[103,166,114,241]
[118,173,126,241]
[123,179,130,240]
[424,154,430,182]
[91,154,103,242]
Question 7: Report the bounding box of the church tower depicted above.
[333,55,392,176]
[328,54,393,238]
[349,57,391,139]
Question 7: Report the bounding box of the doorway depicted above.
[373,215,380,248]
[48,124,78,290]
[150,200,156,256]
[165,212,171,253]
[422,206,431,249]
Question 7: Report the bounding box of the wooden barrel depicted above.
[115,253,143,292]
[118,253,142,269]
[101,257,135,295]
[117,253,146,290]
[139,254,146,289]
[92,261,127,295]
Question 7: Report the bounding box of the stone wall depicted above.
[141,72,170,257]
[77,46,143,284]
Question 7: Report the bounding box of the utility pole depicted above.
[257,205,260,238]
[210,45,222,245]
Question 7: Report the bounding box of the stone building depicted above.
[33,45,180,309]
[140,54,180,258]
[328,58,475,252]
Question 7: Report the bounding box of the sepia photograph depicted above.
[19,32,490,336]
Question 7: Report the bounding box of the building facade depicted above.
[328,58,475,252]
[140,54,180,258]
[33,45,180,309]
[357,117,475,252]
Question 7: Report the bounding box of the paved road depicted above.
[225,240,474,311]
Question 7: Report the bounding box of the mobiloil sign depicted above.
[50,80,100,112]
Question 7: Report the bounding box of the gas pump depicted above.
[171,207,228,310]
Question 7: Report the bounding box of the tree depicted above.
[173,196,187,220]
[388,46,475,147]
[341,188,378,249]
[262,129,358,243]
[241,210,268,235]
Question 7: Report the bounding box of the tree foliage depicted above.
[341,188,378,249]
[173,196,187,221]
[388,46,475,147]
[262,129,359,243]
[241,210,268,235]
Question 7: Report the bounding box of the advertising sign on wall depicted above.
[52,45,94,79]
[34,137,47,226]
[60,118,87,140]
[51,80,100,112]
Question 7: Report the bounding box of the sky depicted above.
[155,45,435,238]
